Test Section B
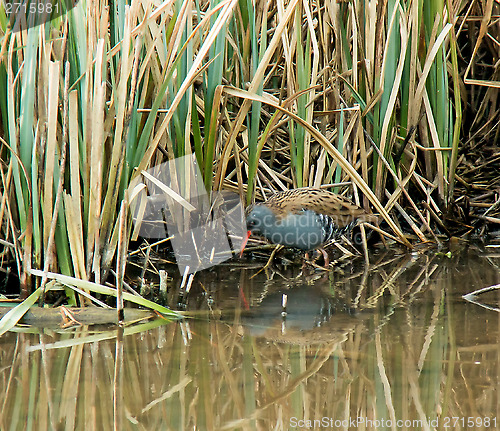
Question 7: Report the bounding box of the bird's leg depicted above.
[320,248,330,267]
[303,251,314,270]
[306,249,329,266]
[303,250,330,271]
[302,254,309,270]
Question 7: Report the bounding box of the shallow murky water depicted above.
[1,243,499,430]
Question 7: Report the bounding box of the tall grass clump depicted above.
[0,0,238,296]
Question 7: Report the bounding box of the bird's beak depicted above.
[240,231,252,257]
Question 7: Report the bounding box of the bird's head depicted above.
[240,204,276,256]
[246,204,276,235]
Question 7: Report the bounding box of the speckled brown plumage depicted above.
[255,188,367,227]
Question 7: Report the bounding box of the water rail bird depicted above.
[240,188,375,263]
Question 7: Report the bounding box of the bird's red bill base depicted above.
[240,231,252,257]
